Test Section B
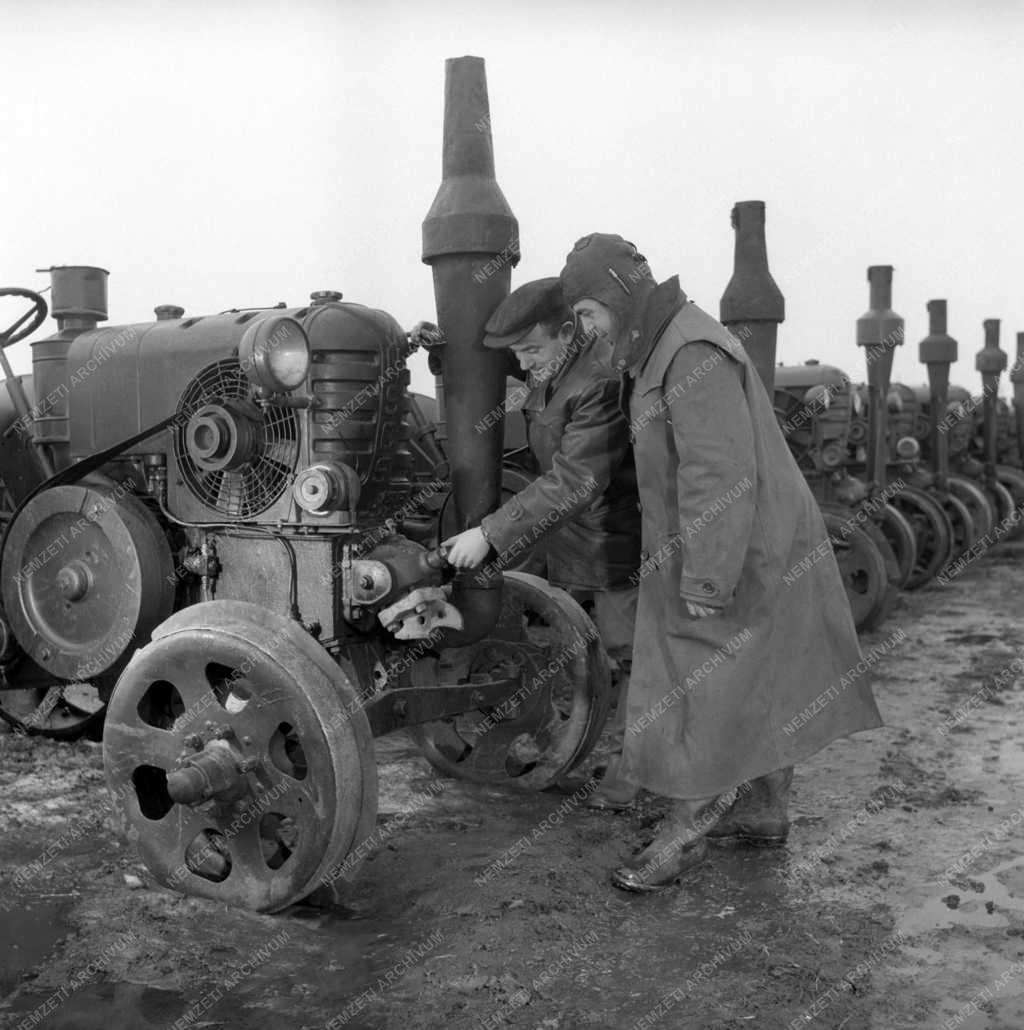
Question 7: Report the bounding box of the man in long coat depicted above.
[560,234,883,892]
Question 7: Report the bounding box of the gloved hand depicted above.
[408,321,446,349]
[442,527,491,569]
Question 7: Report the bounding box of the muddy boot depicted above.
[611,795,723,892]
[586,756,638,812]
[707,766,793,847]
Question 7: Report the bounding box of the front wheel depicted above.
[103,601,377,912]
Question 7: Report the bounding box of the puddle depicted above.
[1,979,385,1030]
[0,896,75,999]
[3,982,182,1029]
[899,857,1024,934]
[961,737,1024,781]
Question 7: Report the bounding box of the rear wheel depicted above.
[820,509,890,631]
[934,491,976,562]
[995,466,1024,540]
[875,503,917,589]
[412,572,610,789]
[889,485,955,589]
[947,475,996,544]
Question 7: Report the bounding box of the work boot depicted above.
[611,795,725,892]
[586,756,638,811]
[707,766,793,847]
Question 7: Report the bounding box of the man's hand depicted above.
[442,527,491,569]
[409,321,446,350]
[685,601,719,618]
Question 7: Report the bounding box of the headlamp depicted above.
[239,315,310,393]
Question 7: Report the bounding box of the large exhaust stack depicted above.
[422,56,519,645]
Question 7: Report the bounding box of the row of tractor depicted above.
[775,278,1024,631]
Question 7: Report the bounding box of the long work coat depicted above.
[619,278,882,800]
[480,339,640,591]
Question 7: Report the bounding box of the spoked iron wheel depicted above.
[820,509,890,631]
[995,466,1024,541]
[855,510,901,622]
[889,484,955,589]
[946,475,996,544]
[934,491,977,562]
[412,571,611,790]
[874,503,917,589]
[103,601,377,912]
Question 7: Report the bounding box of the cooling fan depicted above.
[173,359,300,518]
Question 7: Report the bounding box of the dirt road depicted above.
[2,543,1024,1030]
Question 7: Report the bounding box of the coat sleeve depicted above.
[480,378,627,556]
[663,342,757,608]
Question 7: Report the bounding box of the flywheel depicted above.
[103,601,377,912]
[412,571,611,790]
[1,477,174,682]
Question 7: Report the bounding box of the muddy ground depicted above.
[2,545,1024,1030]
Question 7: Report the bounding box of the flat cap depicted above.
[482,277,566,349]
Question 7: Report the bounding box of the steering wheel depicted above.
[0,288,48,348]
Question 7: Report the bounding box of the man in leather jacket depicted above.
[442,277,641,781]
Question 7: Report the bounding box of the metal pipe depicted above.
[1011,331,1024,464]
[31,266,109,470]
[856,266,903,492]
[919,299,957,490]
[422,56,518,646]
[976,318,1006,489]
[720,200,785,396]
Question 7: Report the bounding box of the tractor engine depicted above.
[773,360,903,630]
[0,267,461,709]
[774,361,864,504]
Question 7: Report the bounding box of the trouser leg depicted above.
[592,585,638,754]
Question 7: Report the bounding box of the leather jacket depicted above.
[481,337,640,590]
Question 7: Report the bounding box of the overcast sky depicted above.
[2,0,1021,399]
